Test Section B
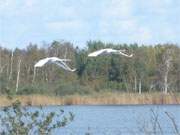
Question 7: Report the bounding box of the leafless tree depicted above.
[8,50,13,80]
[161,49,173,94]
[16,59,21,92]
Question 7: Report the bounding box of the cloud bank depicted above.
[0,0,180,48]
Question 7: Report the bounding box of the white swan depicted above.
[88,48,133,57]
[34,57,76,72]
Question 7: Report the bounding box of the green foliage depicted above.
[17,84,47,95]
[75,49,88,78]
[54,80,92,96]
[108,57,121,82]
[0,100,74,135]
[0,41,180,95]
[107,81,126,91]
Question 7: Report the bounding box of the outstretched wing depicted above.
[54,61,76,72]
[50,57,71,62]
[117,51,133,57]
[34,58,51,67]
[88,48,133,57]
[88,49,109,57]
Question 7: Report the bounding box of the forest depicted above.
[0,41,180,98]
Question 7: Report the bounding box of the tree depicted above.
[160,47,173,94]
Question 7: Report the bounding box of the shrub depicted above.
[0,100,74,135]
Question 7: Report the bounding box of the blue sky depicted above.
[0,0,180,48]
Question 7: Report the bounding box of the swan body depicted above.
[88,48,133,57]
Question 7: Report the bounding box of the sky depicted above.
[0,0,180,49]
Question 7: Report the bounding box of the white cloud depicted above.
[0,0,16,12]
[46,20,83,30]
[0,0,30,16]
[99,0,178,44]
[101,0,133,20]
[0,0,9,7]
[98,0,152,43]
[45,20,90,37]
[0,0,179,48]
[99,0,135,35]
[138,0,174,14]
[24,0,37,8]
[133,27,152,44]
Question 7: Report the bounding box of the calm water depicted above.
[1,105,180,135]
[42,105,180,135]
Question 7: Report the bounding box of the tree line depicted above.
[0,41,179,95]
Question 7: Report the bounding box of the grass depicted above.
[0,92,179,106]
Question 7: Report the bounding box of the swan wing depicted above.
[117,51,133,57]
[88,48,133,57]
[49,57,71,62]
[54,61,76,72]
[34,58,51,67]
[88,49,109,57]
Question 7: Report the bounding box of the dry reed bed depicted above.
[0,93,179,107]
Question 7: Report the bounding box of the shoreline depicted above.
[0,92,179,107]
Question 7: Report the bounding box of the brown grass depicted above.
[0,92,179,107]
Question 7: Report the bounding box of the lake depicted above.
[1,105,180,135]
[43,105,180,135]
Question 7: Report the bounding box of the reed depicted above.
[0,92,179,106]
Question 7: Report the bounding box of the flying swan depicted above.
[34,57,76,72]
[88,48,133,57]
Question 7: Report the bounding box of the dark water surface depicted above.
[1,105,180,135]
